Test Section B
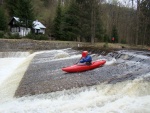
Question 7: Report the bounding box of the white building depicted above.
[8,17,46,37]
[33,20,46,34]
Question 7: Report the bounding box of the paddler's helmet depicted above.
[82,51,88,57]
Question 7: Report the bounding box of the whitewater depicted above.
[0,49,150,113]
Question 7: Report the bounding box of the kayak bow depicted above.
[62,60,106,73]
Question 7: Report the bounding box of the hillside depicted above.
[0,0,150,46]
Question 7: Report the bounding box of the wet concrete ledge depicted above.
[1,39,149,52]
[0,39,89,52]
[14,49,150,97]
[14,49,111,97]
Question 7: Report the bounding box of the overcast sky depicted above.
[105,0,137,8]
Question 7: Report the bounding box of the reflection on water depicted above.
[0,49,150,113]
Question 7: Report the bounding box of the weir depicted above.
[0,52,30,58]
[12,49,150,97]
[0,49,150,113]
[0,52,34,102]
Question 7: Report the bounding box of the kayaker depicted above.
[78,51,92,65]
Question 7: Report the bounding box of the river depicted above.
[0,49,150,113]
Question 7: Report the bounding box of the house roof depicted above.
[8,17,46,29]
[8,16,20,25]
[33,20,46,29]
[14,17,19,22]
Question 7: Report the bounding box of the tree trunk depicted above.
[136,0,140,45]
[143,18,148,46]
[91,0,96,44]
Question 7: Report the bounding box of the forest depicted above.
[0,0,149,46]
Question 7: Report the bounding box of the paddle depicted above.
[75,57,82,64]
[75,53,95,65]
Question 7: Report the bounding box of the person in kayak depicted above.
[78,51,92,65]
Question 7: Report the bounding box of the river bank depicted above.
[0,39,149,52]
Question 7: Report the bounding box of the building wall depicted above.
[11,27,31,37]
[39,28,45,34]
[20,27,31,36]
[11,27,20,33]
[34,28,45,34]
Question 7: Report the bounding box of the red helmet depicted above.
[82,51,88,57]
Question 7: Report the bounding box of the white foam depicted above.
[0,58,25,85]
[105,58,116,65]
[0,50,150,113]
[0,53,36,102]
[0,77,149,113]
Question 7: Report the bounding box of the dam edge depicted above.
[0,39,149,52]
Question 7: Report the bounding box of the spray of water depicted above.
[0,58,25,85]
[0,52,36,102]
[0,73,149,113]
[0,50,149,113]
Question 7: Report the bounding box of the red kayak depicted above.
[62,60,106,73]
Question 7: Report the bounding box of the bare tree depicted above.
[136,0,140,45]
[91,0,96,44]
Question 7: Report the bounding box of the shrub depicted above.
[103,34,109,42]
[35,34,49,40]
[121,39,126,44]
[26,33,35,39]
[0,31,4,38]
[26,33,49,40]
[8,33,21,39]
[103,42,108,48]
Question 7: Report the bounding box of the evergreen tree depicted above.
[6,0,35,27]
[139,0,150,45]
[95,5,104,42]
[103,34,109,42]
[0,7,7,31]
[76,0,92,42]
[17,0,35,27]
[111,25,118,43]
[53,0,63,40]
[62,0,80,41]
[96,18,104,41]
[76,0,104,43]
[41,0,50,7]
[51,0,104,42]
[5,0,19,17]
